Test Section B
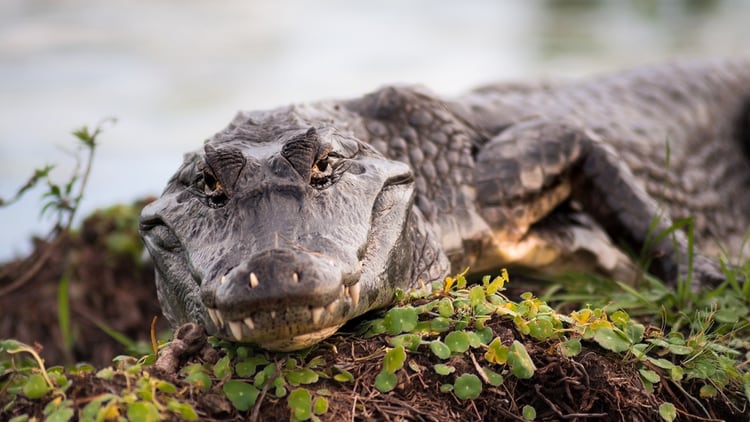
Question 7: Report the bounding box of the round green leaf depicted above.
[274,384,288,398]
[333,367,354,383]
[72,363,96,374]
[167,400,198,420]
[285,368,319,386]
[453,374,482,400]
[313,397,329,415]
[482,366,504,386]
[465,331,483,348]
[670,366,684,381]
[647,357,674,370]
[438,298,455,318]
[384,307,419,335]
[366,319,387,337]
[699,384,718,398]
[433,364,455,375]
[439,383,454,393]
[429,340,451,359]
[389,334,421,351]
[508,341,536,379]
[375,371,397,392]
[254,363,277,387]
[95,368,114,380]
[156,380,177,393]
[236,346,250,359]
[522,404,537,420]
[22,374,50,399]
[610,310,630,327]
[288,388,312,421]
[667,344,693,355]
[223,380,260,411]
[527,318,555,340]
[127,401,160,422]
[469,285,486,308]
[383,345,407,374]
[430,317,451,332]
[445,331,470,353]
[560,338,581,357]
[659,402,676,421]
[46,407,74,422]
[184,371,212,393]
[213,355,231,379]
[624,321,645,343]
[593,327,631,352]
[639,368,660,384]
[475,326,493,344]
[235,361,256,377]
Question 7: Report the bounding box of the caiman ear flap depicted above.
[281,127,320,183]
[204,145,246,197]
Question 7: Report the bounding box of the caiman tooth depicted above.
[215,309,225,328]
[270,310,277,319]
[326,300,337,315]
[249,272,260,288]
[292,272,299,283]
[311,307,324,324]
[220,275,227,285]
[228,320,243,341]
[207,308,219,326]
[244,317,255,330]
[349,283,361,308]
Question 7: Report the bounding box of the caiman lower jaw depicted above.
[257,326,344,351]
[205,282,363,351]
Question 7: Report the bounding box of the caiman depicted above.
[140,58,750,351]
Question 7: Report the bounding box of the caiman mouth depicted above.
[205,275,362,351]
[197,239,368,351]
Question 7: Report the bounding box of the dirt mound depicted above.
[1,202,747,421]
[0,201,166,367]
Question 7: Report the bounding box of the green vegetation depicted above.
[0,120,122,362]
[3,263,750,420]
[2,123,750,419]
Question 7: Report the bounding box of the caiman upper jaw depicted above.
[200,248,364,351]
[205,279,363,351]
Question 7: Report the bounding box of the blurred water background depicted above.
[1,0,749,261]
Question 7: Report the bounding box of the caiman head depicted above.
[139,106,447,351]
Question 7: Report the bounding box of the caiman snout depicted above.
[200,248,363,350]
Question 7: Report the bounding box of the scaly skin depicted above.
[140,58,750,350]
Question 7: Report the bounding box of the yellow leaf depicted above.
[590,320,613,330]
[443,276,454,293]
[571,309,593,325]
[103,402,121,420]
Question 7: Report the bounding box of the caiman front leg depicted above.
[474,119,723,287]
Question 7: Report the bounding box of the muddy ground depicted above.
[1,203,747,421]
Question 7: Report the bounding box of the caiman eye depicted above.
[202,172,221,195]
[195,164,229,208]
[310,153,341,188]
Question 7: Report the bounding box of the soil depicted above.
[0,201,167,367]
[1,203,747,421]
